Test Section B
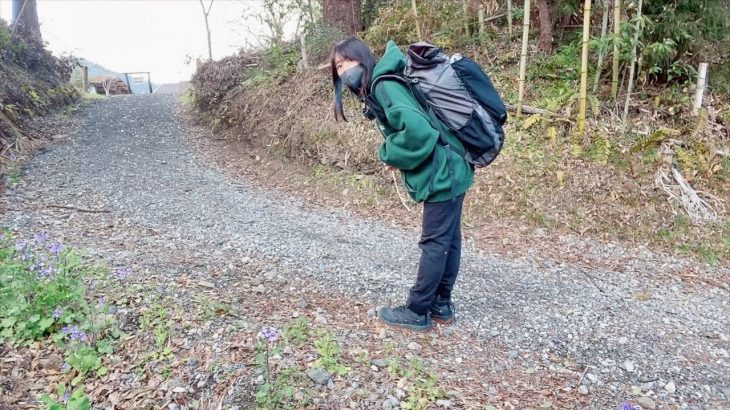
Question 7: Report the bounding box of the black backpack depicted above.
[365,42,507,168]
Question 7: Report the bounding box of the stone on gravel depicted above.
[622,360,636,373]
[407,342,421,351]
[307,367,331,385]
[636,396,656,409]
[370,359,388,368]
[664,381,676,394]
[578,385,589,395]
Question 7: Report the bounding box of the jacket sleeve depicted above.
[374,85,439,171]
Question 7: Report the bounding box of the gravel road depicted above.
[2,95,728,408]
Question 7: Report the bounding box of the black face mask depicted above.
[340,64,364,94]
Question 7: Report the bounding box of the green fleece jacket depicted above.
[371,41,474,203]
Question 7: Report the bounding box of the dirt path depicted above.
[1,95,727,409]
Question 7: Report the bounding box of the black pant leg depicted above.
[435,194,464,299]
[406,194,464,315]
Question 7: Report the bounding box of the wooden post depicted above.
[578,0,592,135]
[621,0,643,135]
[693,63,708,115]
[411,0,422,39]
[611,0,621,101]
[147,72,153,94]
[517,0,531,117]
[300,33,309,69]
[478,4,485,43]
[82,66,89,93]
[507,0,513,40]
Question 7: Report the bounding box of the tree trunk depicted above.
[323,0,363,35]
[578,0,592,135]
[536,0,553,53]
[517,0,532,117]
[12,0,42,43]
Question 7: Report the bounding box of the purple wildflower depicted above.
[68,326,87,342]
[62,391,70,403]
[116,267,133,279]
[40,267,52,277]
[33,231,50,244]
[258,326,280,343]
[53,307,62,320]
[620,403,640,410]
[14,241,27,252]
[61,326,70,335]
[98,297,106,308]
[48,242,64,256]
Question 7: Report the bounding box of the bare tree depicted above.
[199,0,214,61]
[101,77,115,97]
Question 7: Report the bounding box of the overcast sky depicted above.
[0,0,291,83]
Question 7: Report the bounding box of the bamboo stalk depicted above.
[611,0,621,101]
[693,63,708,115]
[411,0,422,39]
[507,0,514,40]
[517,0,530,117]
[517,0,531,117]
[478,5,485,43]
[621,0,643,136]
[578,0,592,134]
[592,0,610,93]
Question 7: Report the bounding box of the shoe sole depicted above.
[378,316,433,333]
[432,316,454,324]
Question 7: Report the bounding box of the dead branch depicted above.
[46,204,111,213]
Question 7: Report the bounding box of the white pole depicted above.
[693,63,708,116]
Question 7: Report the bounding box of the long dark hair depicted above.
[330,37,377,121]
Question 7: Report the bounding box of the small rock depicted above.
[378,329,387,339]
[315,315,328,324]
[407,342,421,351]
[382,398,399,409]
[307,367,331,385]
[618,337,629,345]
[292,312,300,318]
[172,386,187,393]
[636,396,656,409]
[253,284,265,293]
[199,280,215,288]
[367,308,376,317]
[622,360,636,373]
[508,350,519,359]
[436,399,453,407]
[283,346,293,355]
[489,330,500,337]
[578,386,589,395]
[370,365,379,371]
[370,359,388,368]
[298,299,309,309]
[586,373,598,383]
[167,404,180,410]
[664,381,676,394]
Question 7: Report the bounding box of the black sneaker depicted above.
[378,306,432,332]
[430,295,454,324]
